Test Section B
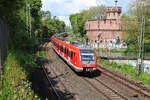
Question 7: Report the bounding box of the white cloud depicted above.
[42,0,130,26]
[42,0,105,15]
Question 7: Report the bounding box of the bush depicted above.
[1,53,39,99]
[1,30,40,99]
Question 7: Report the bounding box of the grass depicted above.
[0,71,1,95]
[98,59,150,85]
[0,53,40,100]
[0,49,47,99]
[0,45,46,99]
[67,35,87,44]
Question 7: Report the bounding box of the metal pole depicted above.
[98,35,100,57]
[138,16,145,75]
[141,16,145,72]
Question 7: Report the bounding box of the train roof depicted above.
[54,34,94,50]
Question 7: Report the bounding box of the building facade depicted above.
[85,6,124,48]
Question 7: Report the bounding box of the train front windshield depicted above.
[80,49,95,64]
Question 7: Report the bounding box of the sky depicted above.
[42,0,131,26]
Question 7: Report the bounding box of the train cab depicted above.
[79,46,97,72]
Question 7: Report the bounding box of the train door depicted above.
[60,45,62,55]
[70,51,75,65]
[59,45,61,54]
[64,47,67,59]
[66,48,68,60]
[57,44,59,52]
[63,46,65,57]
[68,48,70,62]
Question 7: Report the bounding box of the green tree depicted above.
[82,5,106,19]
[69,5,106,37]
[0,0,42,98]
[41,11,66,39]
[65,26,72,33]
[70,13,86,36]
[30,0,42,32]
[122,0,150,52]
[121,14,140,46]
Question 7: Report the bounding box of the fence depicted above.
[0,17,8,92]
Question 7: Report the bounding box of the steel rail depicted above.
[42,42,62,100]
[41,65,62,100]
[94,78,127,100]
[98,65,150,98]
[83,78,113,100]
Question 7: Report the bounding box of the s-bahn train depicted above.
[51,34,97,72]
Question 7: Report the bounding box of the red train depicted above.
[51,34,97,72]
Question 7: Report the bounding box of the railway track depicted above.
[98,65,150,98]
[47,45,128,99]
[41,65,62,100]
[43,43,150,100]
[83,78,127,100]
[44,42,75,100]
[41,42,62,100]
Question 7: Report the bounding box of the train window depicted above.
[66,48,67,54]
[64,47,66,53]
[68,51,71,57]
[69,51,71,57]
[66,49,68,56]
[71,52,73,59]
[63,47,65,53]
[68,50,69,57]
[68,50,69,56]
[65,48,66,53]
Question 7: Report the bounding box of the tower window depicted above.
[104,20,106,24]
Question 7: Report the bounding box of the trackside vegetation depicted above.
[98,59,150,85]
[1,53,38,99]
[0,0,65,99]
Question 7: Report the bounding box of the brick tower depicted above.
[85,0,123,48]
